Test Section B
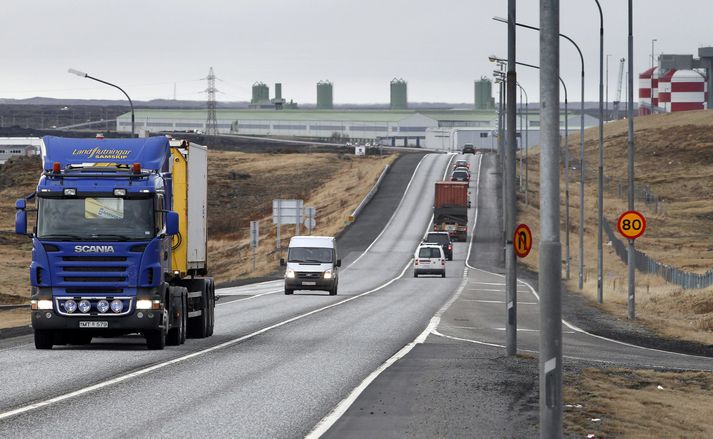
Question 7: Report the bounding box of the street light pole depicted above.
[627,0,637,320]
[505,0,518,358]
[540,0,563,434]
[492,16,585,288]
[594,0,605,304]
[606,54,611,121]
[68,68,135,136]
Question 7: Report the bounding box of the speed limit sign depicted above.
[617,210,646,240]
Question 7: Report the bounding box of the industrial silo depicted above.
[317,80,333,109]
[670,69,707,111]
[474,77,495,110]
[390,78,408,110]
[251,82,270,104]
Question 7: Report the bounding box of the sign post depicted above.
[273,199,305,246]
[304,207,316,234]
[250,220,259,271]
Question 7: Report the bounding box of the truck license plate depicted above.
[79,321,108,328]
[302,281,317,286]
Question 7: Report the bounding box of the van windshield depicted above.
[418,247,442,258]
[288,247,333,263]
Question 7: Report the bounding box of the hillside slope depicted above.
[520,108,713,345]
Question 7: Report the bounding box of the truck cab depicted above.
[15,136,215,350]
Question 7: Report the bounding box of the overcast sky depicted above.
[3,0,711,104]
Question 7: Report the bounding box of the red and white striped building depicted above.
[670,69,707,111]
[638,67,655,115]
[639,66,707,113]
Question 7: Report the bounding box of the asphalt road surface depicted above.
[322,152,713,438]
[2,151,710,438]
[0,153,466,438]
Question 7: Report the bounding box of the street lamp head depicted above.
[68,68,87,78]
[492,16,508,24]
[488,55,499,63]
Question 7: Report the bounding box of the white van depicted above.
[280,236,341,295]
[413,244,446,278]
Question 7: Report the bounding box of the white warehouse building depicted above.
[116,109,598,149]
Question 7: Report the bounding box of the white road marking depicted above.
[307,153,475,438]
[462,299,538,305]
[346,155,427,270]
[0,259,416,422]
[0,154,446,422]
[459,155,713,363]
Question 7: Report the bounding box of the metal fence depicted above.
[602,216,713,289]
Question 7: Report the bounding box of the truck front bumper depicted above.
[31,310,161,333]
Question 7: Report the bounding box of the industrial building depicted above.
[116,76,598,148]
[639,47,713,114]
[117,107,597,149]
[0,137,41,164]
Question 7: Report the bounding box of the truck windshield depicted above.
[287,247,333,263]
[37,197,155,241]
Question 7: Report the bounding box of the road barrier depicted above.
[349,164,390,222]
[603,216,713,289]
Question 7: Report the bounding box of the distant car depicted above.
[462,144,475,154]
[453,166,471,176]
[413,244,446,278]
[451,170,470,182]
[454,159,470,169]
[424,232,453,261]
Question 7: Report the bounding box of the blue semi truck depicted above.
[15,136,215,350]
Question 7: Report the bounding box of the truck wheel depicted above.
[188,279,209,339]
[166,287,184,346]
[146,329,166,350]
[329,286,337,296]
[284,289,293,295]
[34,330,54,350]
[442,271,446,278]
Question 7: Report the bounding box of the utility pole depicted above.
[595,0,605,305]
[505,0,518,357]
[627,0,636,320]
[540,0,563,436]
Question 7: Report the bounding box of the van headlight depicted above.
[323,270,333,279]
[285,268,295,279]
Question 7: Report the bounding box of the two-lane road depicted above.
[0,153,480,438]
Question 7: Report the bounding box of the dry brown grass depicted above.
[207,151,396,283]
[564,368,713,438]
[0,309,31,329]
[0,151,395,328]
[518,109,713,345]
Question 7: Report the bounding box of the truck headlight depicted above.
[110,299,124,313]
[97,300,110,313]
[285,268,295,279]
[63,299,77,314]
[78,300,91,313]
[31,299,53,310]
[323,270,333,279]
[136,299,160,310]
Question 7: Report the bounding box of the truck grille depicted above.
[296,272,322,279]
[59,256,129,285]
